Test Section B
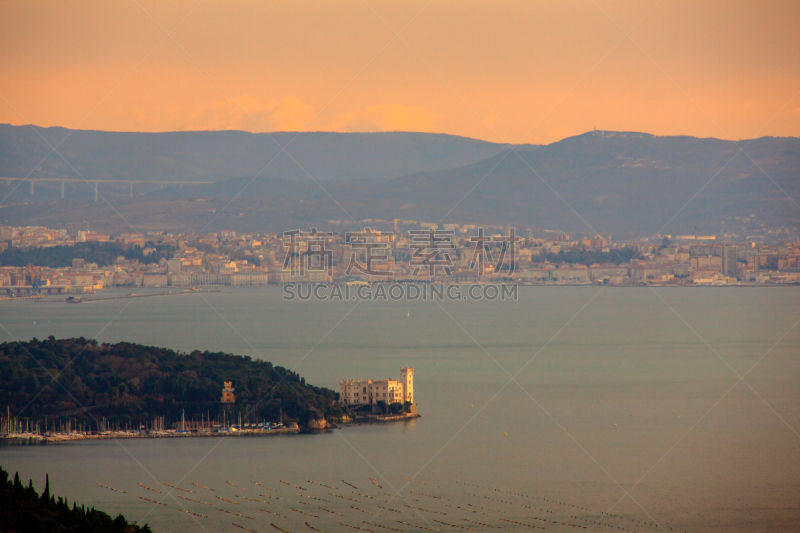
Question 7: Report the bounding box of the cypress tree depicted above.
[41,474,50,503]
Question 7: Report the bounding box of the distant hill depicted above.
[0,124,519,185]
[350,131,800,235]
[144,131,800,236]
[0,129,797,236]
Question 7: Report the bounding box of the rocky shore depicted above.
[344,413,421,425]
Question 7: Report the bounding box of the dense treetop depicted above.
[0,465,150,533]
[0,242,173,268]
[0,338,340,426]
[536,246,641,266]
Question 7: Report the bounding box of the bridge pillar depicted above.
[94,182,98,202]
[130,182,133,197]
[30,181,34,195]
[61,180,65,199]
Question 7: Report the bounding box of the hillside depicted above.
[0,338,342,428]
[0,124,517,187]
[1,129,797,236]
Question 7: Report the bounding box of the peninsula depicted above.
[1,338,346,441]
[1,338,419,444]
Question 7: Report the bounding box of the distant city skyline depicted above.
[2,1,799,144]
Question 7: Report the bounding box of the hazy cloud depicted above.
[134,96,316,132]
[334,104,441,133]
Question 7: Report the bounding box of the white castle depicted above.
[339,367,414,406]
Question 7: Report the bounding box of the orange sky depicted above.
[1,0,799,144]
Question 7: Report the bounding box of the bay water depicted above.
[1,286,798,532]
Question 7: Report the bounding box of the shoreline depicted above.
[0,414,421,445]
[0,427,300,444]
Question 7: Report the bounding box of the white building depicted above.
[340,367,414,406]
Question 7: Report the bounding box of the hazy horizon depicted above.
[6,122,800,145]
[2,1,799,144]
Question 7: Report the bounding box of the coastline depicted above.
[0,426,300,444]
[0,414,421,445]
[344,413,421,425]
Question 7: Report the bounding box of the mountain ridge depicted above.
[0,123,531,183]
[0,127,797,236]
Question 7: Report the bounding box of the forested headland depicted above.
[0,338,342,432]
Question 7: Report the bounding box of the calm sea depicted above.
[1,287,798,532]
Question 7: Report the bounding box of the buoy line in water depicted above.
[317,506,346,517]
[396,521,438,531]
[177,494,210,505]
[353,491,387,502]
[139,496,166,506]
[298,495,332,504]
[178,508,208,519]
[237,495,272,504]
[410,491,447,501]
[306,479,337,489]
[454,505,487,515]
[433,519,473,530]
[463,518,501,528]
[499,518,548,529]
[368,521,405,532]
[233,522,260,532]
[138,483,160,493]
[259,508,287,518]
[290,507,318,518]
[329,492,360,502]
[216,508,254,520]
[336,521,375,532]
[162,482,194,493]
[97,481,126,494]
[403,504,445,515]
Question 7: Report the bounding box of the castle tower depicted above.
[221,381,235,403]
[400,367,414,404]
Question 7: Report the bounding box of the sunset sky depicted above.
[1,0,798,144]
